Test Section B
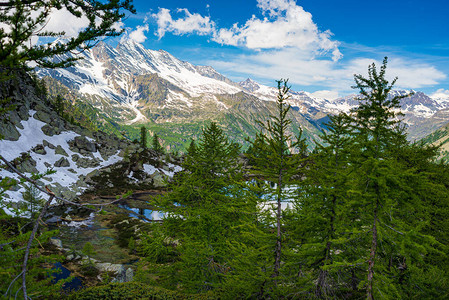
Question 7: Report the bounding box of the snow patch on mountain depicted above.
[0,111,122,215]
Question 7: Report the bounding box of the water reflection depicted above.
[119,204,165,221]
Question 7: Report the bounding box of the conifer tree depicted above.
[151,133,164,154]
[0,0,135,69]
[140,126,147,149]
[22,183,44,219]
[293,112,355,298]
[141,122,253,293]
[248,79,307,294]
[345,57,443,299]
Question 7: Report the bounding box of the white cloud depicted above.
[208,49,446,92]
[153,8,215,38]
[127,24,150,43]
[310,90,340,100]
[212,0,341,61]
[152,0,341,61]
[430,89,449,101]
[147,0,446,93]
[41,8,90,38]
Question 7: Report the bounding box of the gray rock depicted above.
[34,110,52,124]
[152,173,166,188]
[50,238,63,249]
[75,157,100,169]
[41,124,58,136]
[1,122,20,141]
[111,266,133,283]
[95,263,124,273]
[55,145,68,156]
[43,140,55,149]
[73,136,96,153]
[125,268,134,282]
[32,144,46,155]
[54,157,70,168]
[17,156,38,174]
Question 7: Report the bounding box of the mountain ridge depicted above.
[37,40,449,147]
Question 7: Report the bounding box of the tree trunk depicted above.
[273,172,283,279]
[366,196,378,300]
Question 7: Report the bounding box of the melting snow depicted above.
[0,111,122,215]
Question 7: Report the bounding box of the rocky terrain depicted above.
[0,70,182,285]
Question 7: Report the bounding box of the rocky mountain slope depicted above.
[0,71,181,215]
[37,40,449,148]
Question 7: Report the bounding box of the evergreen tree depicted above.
[22,183,44,219]
[0,0,135,69]
[248,79,308,295]
[140,126,148,149]
[140,122,260,295]
[151,133,164,154]
[292,112,356,298]
[54,95,64,116]
[344,57,443,299]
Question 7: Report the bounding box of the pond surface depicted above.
[119,204,165,221]
[51,262,83,292]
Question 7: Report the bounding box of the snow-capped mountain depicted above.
[39,40,240,104]
[38,40,449,143]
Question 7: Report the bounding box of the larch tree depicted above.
[348,57,442,299]
[248,79,308,295]
[140,122,258,294]
[0,0,135,70]
[294,112,355,298]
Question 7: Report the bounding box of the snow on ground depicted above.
[143,164,157,175]
[142,162,182,178]
[0,111,122,215]
[125,99,148,125]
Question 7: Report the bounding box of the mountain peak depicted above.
[239,78,260,92]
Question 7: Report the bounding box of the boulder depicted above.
[41,124,59,136]
[95,263,124,273]
[50,238,63,249]
[112,266,134,283]
[73,136,96,153]
[55,145,68,156]
[31,144,46,155]
[16,156,38,174]
[1,122,20,141]
[54,157,70,168]
[34,110,52,124]
[152,173,166,188]
[75,157,100,169]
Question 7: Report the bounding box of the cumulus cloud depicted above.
[153,8,215,38]
[128,24,150,43]
[151,0,341,61]
[148,0,446,92]
[212,0,341,61]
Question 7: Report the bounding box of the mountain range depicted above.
[37,40,449,151]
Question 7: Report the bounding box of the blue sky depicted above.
[115,0,449,99]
